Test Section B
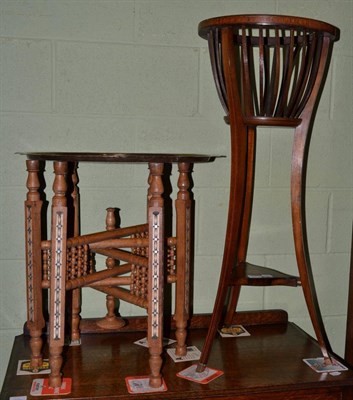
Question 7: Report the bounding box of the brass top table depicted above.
[20,152,218,389]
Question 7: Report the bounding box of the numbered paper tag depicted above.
[17,360,50,375]
[134,337,176,348]
[218,325,250,338]
[125,376,168,394]
[30,378,72,396]
[303,357,348,373]
[167,346,201,363]
[177,364,223,384]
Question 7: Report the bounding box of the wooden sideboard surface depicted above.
[2,311,353,399]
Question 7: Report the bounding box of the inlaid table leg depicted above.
[147,162,164,388]
[174,162,192,357]
[49,161,68,388]
[25,160,45,371]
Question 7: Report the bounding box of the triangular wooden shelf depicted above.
[231,262,300,287]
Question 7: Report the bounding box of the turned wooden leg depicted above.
[291,124,332,362]
[28,330,44,371]
[96,208,125,329]
[49,161,68,388]
[147,163,164,388]
[174,162,192,356]
[70,289,81,344]
[25,160,46,371]
[70,163,81,343]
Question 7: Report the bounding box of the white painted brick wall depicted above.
[0,0,352,388]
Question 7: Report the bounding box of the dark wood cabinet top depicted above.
[2,314,353,399]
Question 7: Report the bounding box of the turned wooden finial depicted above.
[148,163,164,208]
[52,161,68,207]
[177,162,191,201]
[26,160,41,202]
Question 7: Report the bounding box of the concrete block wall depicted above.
[0,0,352,388]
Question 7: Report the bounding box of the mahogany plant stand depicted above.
[196,15,340,372]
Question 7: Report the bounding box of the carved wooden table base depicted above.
[21,152,217,388]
